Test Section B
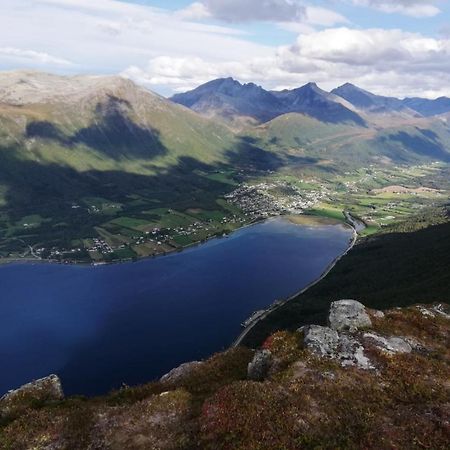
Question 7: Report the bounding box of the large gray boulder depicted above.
[247,349,272,381]
[0,374,64,419]
[328,299,372,332]
[302,325,339,357]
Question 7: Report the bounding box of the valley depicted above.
[0,71,449,265]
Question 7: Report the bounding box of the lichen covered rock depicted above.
[328,299,372,331]
[302,325,339,356]
[364,333,412,354]
[247,349,272,381]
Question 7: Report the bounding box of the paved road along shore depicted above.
[232,214,359,348]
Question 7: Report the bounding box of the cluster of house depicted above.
[225,181,325,219]
[87,238,113,254]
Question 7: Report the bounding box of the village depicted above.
[7,161,446,264]
[225,181,327,219]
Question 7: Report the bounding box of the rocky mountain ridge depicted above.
[172,77,450,127]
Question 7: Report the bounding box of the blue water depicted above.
[0,218,351,396]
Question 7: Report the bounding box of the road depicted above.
[232,214,359,348]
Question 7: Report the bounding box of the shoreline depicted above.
[0,214,346,268]
[231,213,359,348]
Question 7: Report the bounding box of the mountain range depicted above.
[172,78,450,127]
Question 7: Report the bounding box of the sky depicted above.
[1,0,450,98]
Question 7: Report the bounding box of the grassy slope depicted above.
[0,83,235,173]
[0,77,248,261]
[245,112,450,168]
[242,209,450,347]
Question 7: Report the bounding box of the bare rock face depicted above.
[0,374,64,419]
[302,325,339,357]
[363,333,412,354]
[301,326,373,370]
[336,334,374,370]
[328,299,372,332]
[160,361,204,384]
[247,349,273,381]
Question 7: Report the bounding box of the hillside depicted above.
[1,300,448,449]
[246,111,450,169]
[0,71,250,263]
[0,71,236,170]
[243,209,450,347]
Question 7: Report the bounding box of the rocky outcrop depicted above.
[363,333,412,354]
[302,325,339,357]
[302,326,373,370]
[328,299,372,331]
[0,374,63,419]
[301,300,414,370]
[160,361,204,384]
[247,349,272,381]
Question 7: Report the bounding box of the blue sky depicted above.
[146,0,450,39]
[0,1,449,98]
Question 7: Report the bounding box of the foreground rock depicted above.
[0,374,63,419]
[302,300,413,370]
[302,325,339,356]
[302,325,373,370]
[247,349,272,381]
[328,299,372,331]
[160,361,204,384]
[363,333,412,354]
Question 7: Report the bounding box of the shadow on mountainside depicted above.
[227,136,323,172]
[381,130,450,163]
[25,96,167,160]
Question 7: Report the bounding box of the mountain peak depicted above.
[293,82,327,97]
[0,70,153,105]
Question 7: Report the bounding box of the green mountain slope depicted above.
[246,112,450,168]
[0,71,247,262]
[0,71,235,172]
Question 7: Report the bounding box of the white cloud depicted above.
[351,0,442,17]
[123,27,450,99]
[191,0,306,22]
[176,2,211,20]
[0,47,73,67]
[304,6,349,26]
[0,0,449,99]
[0,0,270,75]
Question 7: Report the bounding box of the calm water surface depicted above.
[0,218,351,396]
